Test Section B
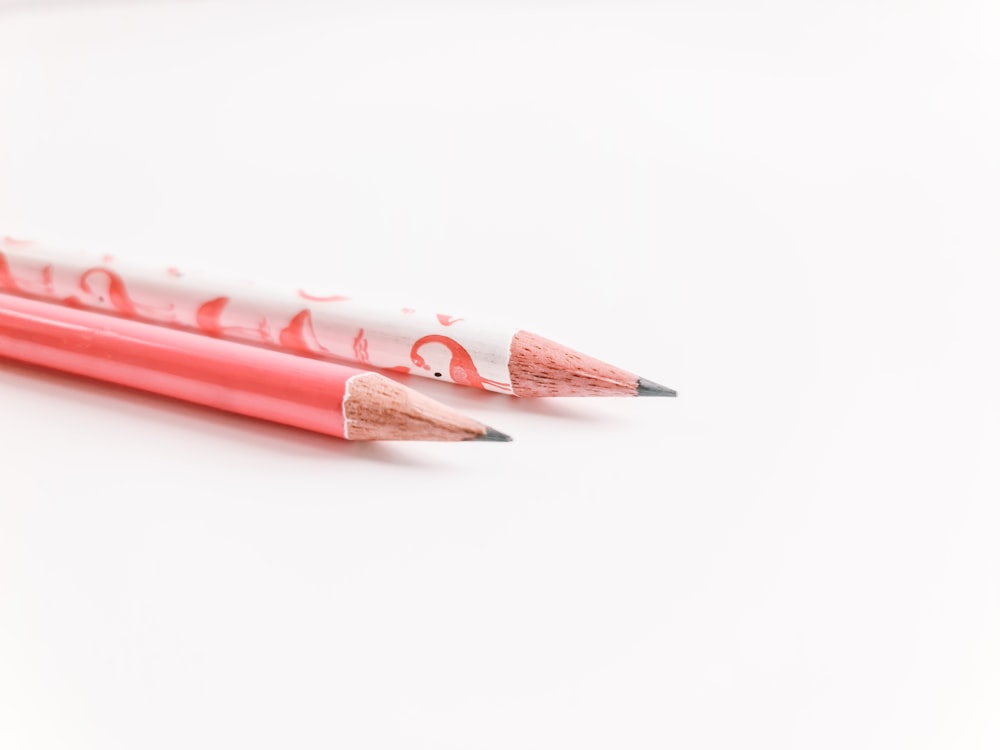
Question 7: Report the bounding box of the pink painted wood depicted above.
[0,292,351,437]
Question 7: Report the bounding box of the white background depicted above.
[1,1,998,748]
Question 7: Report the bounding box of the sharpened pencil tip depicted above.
[470,426,513,442]
[636,378,677,397]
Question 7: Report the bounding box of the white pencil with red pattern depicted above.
[0,236,676,398]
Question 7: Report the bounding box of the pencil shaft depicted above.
[1,238,518,393]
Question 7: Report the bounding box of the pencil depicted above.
[1,237,676,398]
[0,292,511,443]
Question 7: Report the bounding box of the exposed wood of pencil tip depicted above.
[508,330,677,398]
[343,373,512,441]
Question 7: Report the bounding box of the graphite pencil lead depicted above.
[468,426,513,443]
[636,378,677,397]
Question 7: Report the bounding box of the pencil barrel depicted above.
[0,293,350,438]
[1,238,519,393]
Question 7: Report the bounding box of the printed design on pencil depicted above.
[196,296,273,342]
[1,240,52,295]
[41,266,55,295]
[0,252,22,293]
[410,335,511,391]
[353,329,370,364]
[74,267,177,322]
[298,290,351,303]
[279,309,331,356]
[0,252,56,296]
[195,296,230,335]
[436,314,464,326]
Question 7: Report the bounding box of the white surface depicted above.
[1,2,998,748]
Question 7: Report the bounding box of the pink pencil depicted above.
[0,293,510,442]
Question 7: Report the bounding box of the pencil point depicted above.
[636,378,677,397]
[469,426,513,442]
[345,373,508,441]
